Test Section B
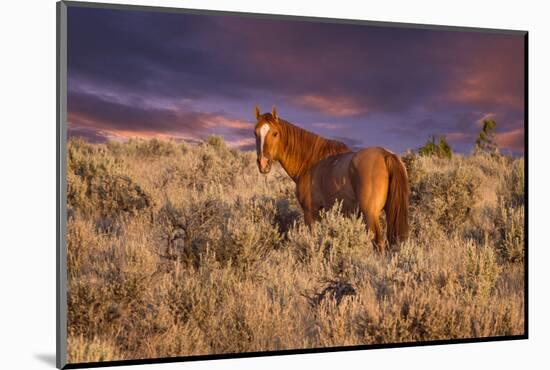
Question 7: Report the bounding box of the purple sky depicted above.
[67,6,525,154]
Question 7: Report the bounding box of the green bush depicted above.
[418,135,453,159]
[475,119,498,155]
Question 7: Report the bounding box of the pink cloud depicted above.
[208,116,251,130]
[225,137,255,150]
[436,34,524,112]
[68,93,254,146]
[296,94,365,117]
[446,132,473,143]
[450,80,522,108]
[496,128,524,153]
[476,112,497,126]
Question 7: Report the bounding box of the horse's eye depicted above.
[273,132,278,137]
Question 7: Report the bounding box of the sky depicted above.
[67,6,525,154]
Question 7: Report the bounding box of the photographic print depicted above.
[58,1,527,367]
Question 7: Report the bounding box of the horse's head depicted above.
[254,105,282,174]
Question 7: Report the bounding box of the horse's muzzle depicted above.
[257,157,272,174]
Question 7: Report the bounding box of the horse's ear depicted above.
[272,105,278,122]
[255,105,261,121]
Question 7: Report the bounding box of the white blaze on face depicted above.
[259,124,270,156]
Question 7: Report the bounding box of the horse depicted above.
[253,106,409,253]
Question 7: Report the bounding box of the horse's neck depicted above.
[277,121,349,182]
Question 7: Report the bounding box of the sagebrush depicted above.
[66,138,525,362]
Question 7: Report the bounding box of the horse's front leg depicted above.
[304,209,314,227]
[296,175,318,228]
[303,206,322,227]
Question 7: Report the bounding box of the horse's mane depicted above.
[263,113,351,180]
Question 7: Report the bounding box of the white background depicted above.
[0,0,547,368]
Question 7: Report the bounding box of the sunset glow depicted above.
[67,7,525,154]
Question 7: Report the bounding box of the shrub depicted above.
[107,138,183,158]
[498,158,524,207]
[305,278,357,307]
[67,215,160,356]
[409,160,481,232]
[205,135,226,150]
[157,196,282,271]
[273,198,302,235]
[184,140,246,190]
[139,138,180,157]
[287,202,372,278]
[418,135,453,159]
[66,137,525,360]
[218,197,282,270]
[494,203,525,263]
[68,139,152,218]
[462,242,501,300]
[475,119,498,155]
[67,335,121,363]
[156,198,230,267]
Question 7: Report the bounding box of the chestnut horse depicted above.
[254,106,409,252]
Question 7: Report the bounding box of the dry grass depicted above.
[66,137,525,363]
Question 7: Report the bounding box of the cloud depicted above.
[68,91,207,134]
[311,122,348,130]
[331,136,364,151]
[225,137,256,151]
[297,95,365,116]
[442,35,524,111]
[211,117,251,130]
[496,128,524,153]
[66,7,525,154]
[68,90,255,145]
[69,8,515,114]
[476,112,497,126]
[67,126,111,143]
[446,132,474,143]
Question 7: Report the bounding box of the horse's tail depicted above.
[384,152,409,245]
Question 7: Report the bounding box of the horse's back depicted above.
[308,147,393,213]
[351,147,392,169]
